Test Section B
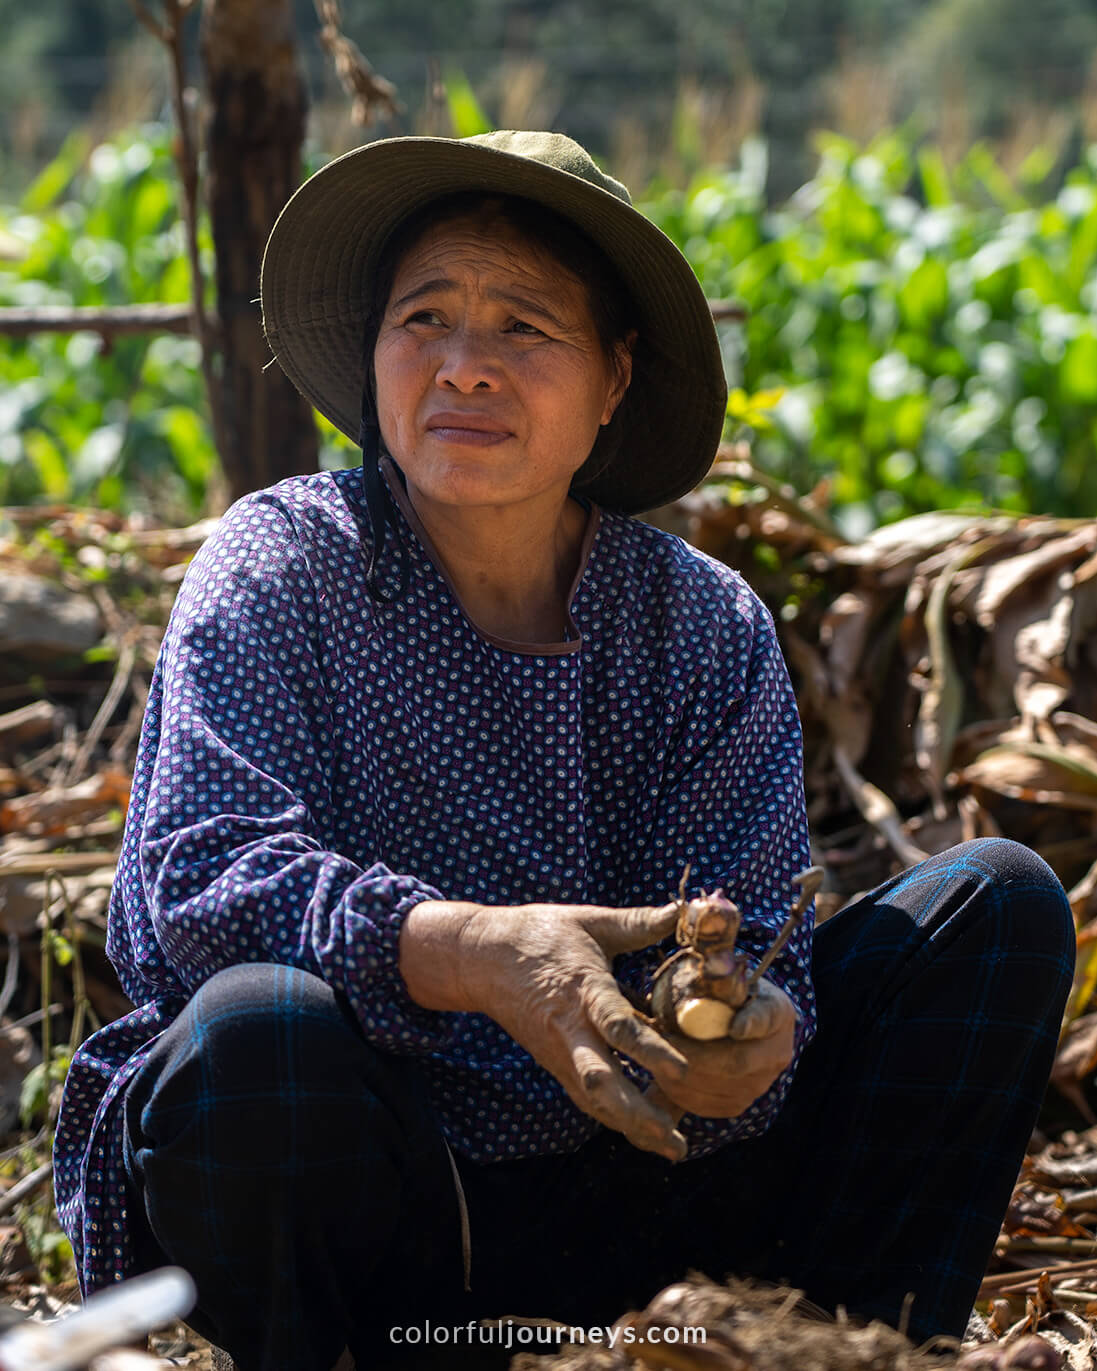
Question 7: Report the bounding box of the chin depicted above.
[400,461,532,506]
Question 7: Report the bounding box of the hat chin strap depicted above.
[356,414,408,605]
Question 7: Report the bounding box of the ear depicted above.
[600,329,637,425]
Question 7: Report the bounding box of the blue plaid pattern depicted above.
[120,839,1072,1368]
[748,836,1075,1337]
[122,963,464,1371]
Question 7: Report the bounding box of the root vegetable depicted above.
[649,886,748,1039]
[674,997,734,1039]
[648,867,823,1043]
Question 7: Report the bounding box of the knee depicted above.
[962,836,1062,890]
[187,961,359,1071]
[130,963,366,1129]
[952,837,1075,985]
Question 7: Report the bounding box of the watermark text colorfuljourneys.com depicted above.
[389,1320,707,1351]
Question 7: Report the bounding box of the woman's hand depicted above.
[650,977,798,1120]
[399,898,693,1161]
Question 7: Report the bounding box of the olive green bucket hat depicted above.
[260,129,728,515]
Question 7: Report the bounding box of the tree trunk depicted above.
[200,0,318,502]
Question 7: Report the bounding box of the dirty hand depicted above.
[650,976,797,1122]
[399,898,693,1161]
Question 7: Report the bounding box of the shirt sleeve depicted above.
[614,557,815,1139]
[131,489,461,1056]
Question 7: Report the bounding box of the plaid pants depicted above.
[122,838,1074,1369]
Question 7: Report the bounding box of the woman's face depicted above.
[373,213,631,519]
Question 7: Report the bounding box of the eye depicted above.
[405,309,444,327]
[508,319,545,336]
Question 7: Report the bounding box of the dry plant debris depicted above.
[509,1276,1063,1371]
[313,0,402,125]
[674,448,1097,930]
[2,469,1097,1362]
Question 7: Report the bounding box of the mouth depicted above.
[425,414,512,447]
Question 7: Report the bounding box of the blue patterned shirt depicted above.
[54,456,815,1294]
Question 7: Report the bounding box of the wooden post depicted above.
[200,0,319,501]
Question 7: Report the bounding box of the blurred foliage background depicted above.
[4,0,1097,527]
[7,0,1097,199]
[1,128,216,524]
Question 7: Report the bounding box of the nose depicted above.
[434,326,501,393]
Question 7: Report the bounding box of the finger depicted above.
[649,1040,788,1118]
[662,1076,771,1119]
[584,971,689,1080]
[728,981,795,1041]
[727,993,780,1040]
[657,1028,792,1082]
[582,901,681,956]
[645,1040,794,1119]
[658,1030,755,1075]
[644,1081,685,1128]
[567,1038,687,1162]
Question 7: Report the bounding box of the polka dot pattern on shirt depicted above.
[53,457,814,1294]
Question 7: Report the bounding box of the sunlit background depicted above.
[3,0,1097,531]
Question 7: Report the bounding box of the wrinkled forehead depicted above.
[386,204,585,301]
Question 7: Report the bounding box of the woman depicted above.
[54,131,1074,1371]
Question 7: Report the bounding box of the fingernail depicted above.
[667,1132,688,1162]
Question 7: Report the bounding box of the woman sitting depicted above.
[54,130,1074,1371]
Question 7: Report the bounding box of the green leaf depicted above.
[1066,201,1097,299]
[18,1064,47,1129]
[964,142,1028,212]
[22,431,69,499]
[727,386,785,430]
[156,406,217,492]
[83,642,120,664]
[1060,331,1097,404]
[130,172,176,240]
[21,130,91,213]
[917,148,952,209]
[46,930,74,967]
[444,69,492,139]
[898,259,950,330]
[1017,145,1058,190]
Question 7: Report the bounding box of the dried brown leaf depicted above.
[819,591,877,698]
[1014,743,1097,789]
[0,704,61,758]
[953,719,1023,768]
[954,744,1097,811]
[784,633,874,766]
[915,536,999,809]
[1006,1182,1094,1239]
[974,531,1097,626]
[1050,714,1097,750]
[1056,1015,1097,1084]
[832,512,1012,577]
[1070,860,1097,927]
[984,571,1074,724]
[1031,1151,1097,1189]
[0,770,131,836]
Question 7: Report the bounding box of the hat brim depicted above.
[260,136,727,514]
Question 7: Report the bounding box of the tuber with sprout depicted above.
[647,866,824,1043]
